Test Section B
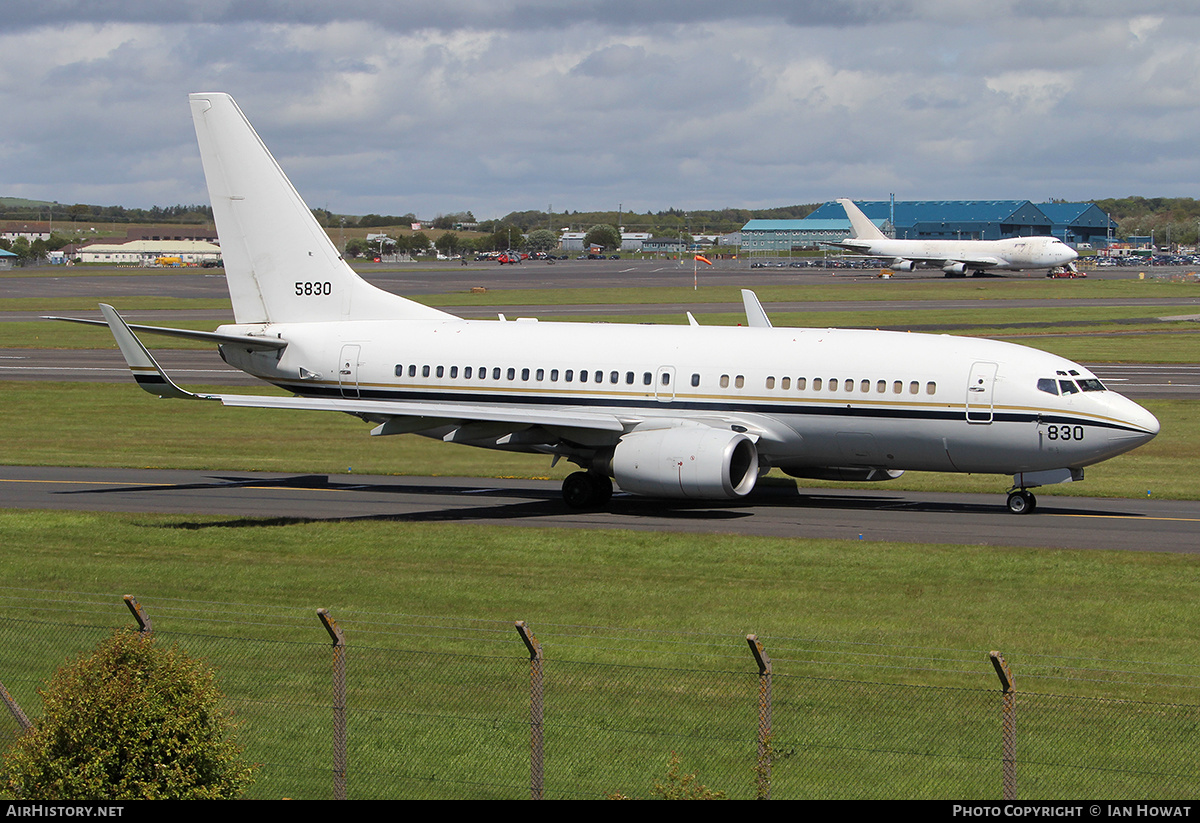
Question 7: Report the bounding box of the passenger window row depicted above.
[758,375,936,395]
[394,364,662,386]
[392,364,936,396]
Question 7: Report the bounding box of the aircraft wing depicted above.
[896,254,1006,269]
[819,246,1007,270]
[821,240,871,252]
[216,393,627,434]
[93,302,796,444]
[94,302,629,433]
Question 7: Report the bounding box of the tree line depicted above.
[1091,197,1200,246]
[10,197,1200,261]
[0,202,214,224]
[492,205,820,236]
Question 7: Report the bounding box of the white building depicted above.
[74,239,222,265]
[560,229,650,252]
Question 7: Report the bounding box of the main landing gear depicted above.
[1006,489,1037,515]
[562,471,614,510]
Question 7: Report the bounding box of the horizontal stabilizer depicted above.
[45,315,287,350]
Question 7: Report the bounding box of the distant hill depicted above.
[0,197,58,209]
[7,195,1200,244]
[495,204,822,237]
[0,200,213,226]
[1091,197,1200,243]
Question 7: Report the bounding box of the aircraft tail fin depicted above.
[837,198,888,241]
[189,93,451,325]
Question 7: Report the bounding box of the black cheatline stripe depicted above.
[266,381,1149,435]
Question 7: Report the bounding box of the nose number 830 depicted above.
[1044,424,1085,441]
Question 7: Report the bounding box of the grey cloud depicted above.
[6,6,1200,215]
[4,1,918,34]
[11,0,1200,34]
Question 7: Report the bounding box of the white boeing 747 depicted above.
[55,94,1158,514]
[829,198,1080,276]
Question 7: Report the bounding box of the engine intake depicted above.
[610,426,759,499]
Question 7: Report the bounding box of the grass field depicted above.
[3,269,1199,798]
[6,511,1200,669]
[411,276,1200,307]
[4,511,1199,797]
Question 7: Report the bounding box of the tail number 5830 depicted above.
[295,281,332,296]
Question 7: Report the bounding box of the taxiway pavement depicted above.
[3,465,1197,554]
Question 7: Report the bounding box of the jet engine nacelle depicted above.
[890,259,917,271]
[610,426,759,499]
[942,261,968,275]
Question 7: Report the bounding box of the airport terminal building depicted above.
[743,200,1116,253]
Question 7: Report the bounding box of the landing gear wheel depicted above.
[1006,490,1037,515]
[591,474,613,506]
[562,472,613,510]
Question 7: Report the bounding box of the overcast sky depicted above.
[3,2,1199,221]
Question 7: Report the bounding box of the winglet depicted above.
[99,304,216,400]
[740,289,773,328]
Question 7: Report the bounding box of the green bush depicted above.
[2,629,256,800]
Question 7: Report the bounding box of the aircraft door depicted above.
[965,361,997,424]
[655,366,676,402]
[339,344,361,398]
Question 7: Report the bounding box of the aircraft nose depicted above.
[1109,395,1159,448]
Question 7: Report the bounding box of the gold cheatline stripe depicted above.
[276,378,1136,427]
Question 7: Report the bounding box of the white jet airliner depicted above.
[58,94,1158,515]
[828,198,1080,276]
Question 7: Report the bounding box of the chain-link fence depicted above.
[2,591,1198,799]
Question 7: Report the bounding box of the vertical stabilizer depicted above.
[189,93,450,325]
[836,198,888,241]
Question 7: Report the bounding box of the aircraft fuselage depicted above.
[838,236,1079,272]
[217,317,1157,479]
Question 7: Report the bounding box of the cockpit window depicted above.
[1037,378,1058,395]
[1059,380,1080,394]
[1078,378,1106,392]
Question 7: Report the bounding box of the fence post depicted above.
[0,679,31,731]
[515,621,544,800]
[123,595,152,634]
[990,651,1016,800]
[747,634,772,800]
[318,609,347,801]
